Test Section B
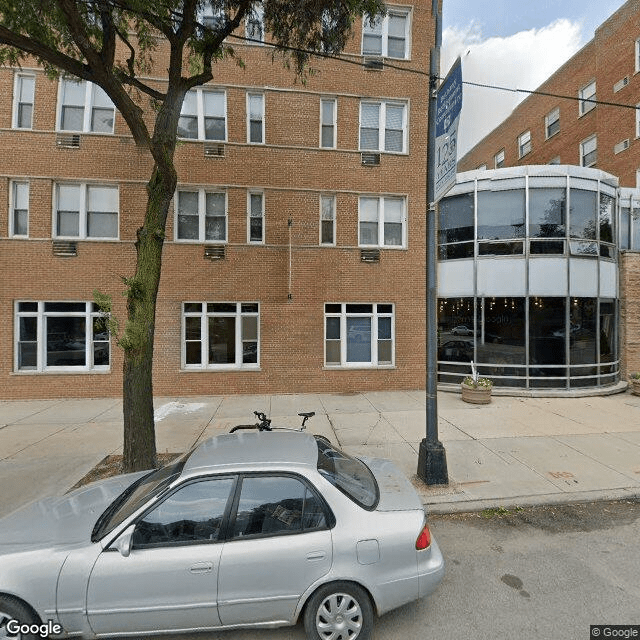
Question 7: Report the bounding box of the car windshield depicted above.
[91,454,188,542]
[315,437,379,510]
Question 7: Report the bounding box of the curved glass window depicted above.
[529,188,566,238]
[569,189,597,239]
[477,190,525,240]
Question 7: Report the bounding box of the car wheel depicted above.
[303,582,373,640]
[0,596,40,640]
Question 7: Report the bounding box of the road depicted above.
[132,499,640,640]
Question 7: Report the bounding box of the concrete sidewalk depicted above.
[1,390,640,517]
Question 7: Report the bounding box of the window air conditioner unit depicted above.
[613,76,629,93]
[204,142,225,157]
[52,240,78,257]
[204,245,226,260]
[360,248,380,263]
[614,139,630,154]
[55,133,81,148]
[363,57,384,70]
[361,152,381,166]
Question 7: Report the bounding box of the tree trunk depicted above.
[122,161,177,472]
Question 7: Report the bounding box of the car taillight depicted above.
[416,522,431,550]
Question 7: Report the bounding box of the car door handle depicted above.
[190,562,213,574]
[306,551,327,561]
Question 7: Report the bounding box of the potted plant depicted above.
[630,372,640,396]
[461,362,493,404]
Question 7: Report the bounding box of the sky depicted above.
[441,0,628,155]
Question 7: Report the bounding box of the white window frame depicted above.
[182,302,260,370]
[579,80,596,116]
[636,102,640,138]
[247,191,265,244]
[9,180,29,238]
[57,78,116,134]
[14,301,110,373]
[320,194,336,246]
[12,73,35,130]
[359,100,408,154]
[518,131,531,158]
[494,149,505,168]
[320,98,337,149]
[636,38,640,73]
[580,135,597,168]
[545,107,560,139]
[361,8,411,59]
[197,2,225,29]
[175,189,227,243]
[358,195,407,249]
[324,303,395,368]
[245,2,265,44]
[53,183,119,240]
[247,92,265,144]
[178,89,227,141]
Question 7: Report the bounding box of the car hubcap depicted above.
[316,593,362,640]
[0,611,20,640]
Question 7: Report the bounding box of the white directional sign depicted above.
[434,58,463,203]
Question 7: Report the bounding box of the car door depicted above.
[217,474,333,626]
[86,476,235,636]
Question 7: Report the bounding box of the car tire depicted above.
[0,595,41,640]
[303,581,373,640]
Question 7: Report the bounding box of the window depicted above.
[231,475,327,538]
[359,101,407,153]
[494,149,505,168]
[548,157,561,165]
[580,135,597,167]
[58,78,115,133]
[178,89,226,141]
[359,196,406,247]
[545,107,560,138]
[175,189,226,242]
[182,302,259,369]
[15,301,110,372]
[54,183,118,239]
[518,131,531,158]
[197,2,225,29]
[636,38,640,73]
[133,478,234,547]
[245,2,264,43]
[247,93,264,144]
[325,303,394,367]
[247,191,264,243]
[13,74,34,129]
[320,98,336,148]
[320,195,336,245]
[579,81,596,116]
[362,9,411,59]
[10,181,29,237]
[636,103,640,138]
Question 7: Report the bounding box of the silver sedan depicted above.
[0,428,444,640]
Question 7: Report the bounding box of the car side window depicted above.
[231,476,326,538]
[132,477,234,548]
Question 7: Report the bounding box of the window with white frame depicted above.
[362,9,411,59]
[580,135,597,167]
[176,189,226,242]
[518,131,531,158]
[494,149,505,168]
[247,93,265,144]
[636,38,640,73]
[183,302,259,368]
[15,301,110,372]
[579,80,596,116]
[54,183,118,239]
[248,191,264,243]
[13,74,35,129]
[545,107,560,138]
[197,2,225,29]
[58,78,115,133]
[10,181,29,237]
[359,196,406,248]
[636,102,640,138]
[359,101,407,153]
[325,303,394,367]
[178,89,226,141]
[320,98,337,148]
[245,2,264,43]
[320,195,336,245]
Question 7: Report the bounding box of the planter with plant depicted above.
[461,363,493,404]
[630,372,640,396]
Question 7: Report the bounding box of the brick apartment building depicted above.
[454,0,640,382]
[0,4,434,400]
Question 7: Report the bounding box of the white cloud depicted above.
[442,19,585,156]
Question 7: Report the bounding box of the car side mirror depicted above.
[113,524,135,557]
